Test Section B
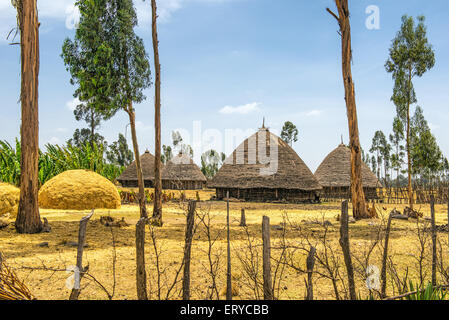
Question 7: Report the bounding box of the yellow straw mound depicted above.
[38,170,121,210]
[0,183,20,218]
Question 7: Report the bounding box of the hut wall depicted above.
[162,180,205,190]
[215,188,320,203]
[320,186,379,201]
[118,180,153,188]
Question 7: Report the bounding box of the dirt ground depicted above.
[1,191,448,300]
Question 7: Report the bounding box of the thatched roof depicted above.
[117,150,162,182]
[314,144,380,188]
[208,128,322,191]
[162,153,207,182]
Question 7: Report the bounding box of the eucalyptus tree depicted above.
[61,0,151,300]
[389,116,405,187]
[327,0,369,219]
[385,15,435,209]
[12,0,43,233]
[280,121,299,147]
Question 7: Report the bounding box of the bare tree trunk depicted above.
[15,0,43,234]
[406,68,414,210]
[182,201,196,300]
[327,0,368,219]
[430,195,437,287]
[127,105,148,300]
[127,107,147,219]
[151,0,163,226]
[262,216,273,300]
[136,217,148,300]
[381,213,393,298]
[226,191,232,300]
[69,210,94,300]
[339,200,357,300]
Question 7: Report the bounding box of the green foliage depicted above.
[370,130,391,181]
[410,107,443,177]
[67,128,106,148]
[201,149,226,179]
[0,138,124,187]
[405,282,447,300]
[106,133,134,166]
[62,0,151,116]
[280,121,299,146]
[385,15,435,121]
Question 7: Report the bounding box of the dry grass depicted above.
[0,191,448,300]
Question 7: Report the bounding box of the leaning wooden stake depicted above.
[339,200,357,300]
[305,246,316,300]
[262,216,273,300]
[226,191,232,300]
[69,210,94,300]
[240,209,247,227]
[430,195,437,287]
[136,217,148,300]
[381,212,393,298]
[182,201,196,300]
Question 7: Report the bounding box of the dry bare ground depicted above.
[1,191,448,300]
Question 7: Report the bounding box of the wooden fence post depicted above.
[339,201,357,300]
[182,200,196,300]
[430,195,437,287]
[69,209,94,300]
[262,216,273,300]
[381,212,393,298]
[240,208,247,227]
[305,246,316,300]
[226,191,232,300]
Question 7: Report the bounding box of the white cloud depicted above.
[219,102,261,115]
[304,110,323,117]
[55,127,68,133]
[429,123,440,131]
[136,121,152,132]
[66,97,80,111]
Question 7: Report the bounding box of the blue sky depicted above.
[0,0,448,171]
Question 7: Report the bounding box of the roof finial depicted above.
[262,117,265,129]
[341,135,343,145]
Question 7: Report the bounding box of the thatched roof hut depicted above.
[314,143,381,200]
[117,150,162,188]
[162,153,207,190]
[208,126,322,202]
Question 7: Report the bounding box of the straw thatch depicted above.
[314,143,381,200]
[162,153,207,190]
[117,151,163,188]
[208,127,322,202]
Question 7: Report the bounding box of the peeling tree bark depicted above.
[151,0,163,226]
[15,0,43,234]
[327,0,369,219]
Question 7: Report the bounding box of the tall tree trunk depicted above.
[127,106,147,219]
[328,0,368,219]
[151,0,163,226]
[15,0,43,234]
[127,105,148,300]
[406,68,413,209]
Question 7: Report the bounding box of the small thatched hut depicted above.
[117,150,162,188]
[314,143,381,200]
[162,153,207,190]
[208,126,322,202]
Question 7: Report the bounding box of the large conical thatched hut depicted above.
[208,126,322,202]
[162,153,207,190]
[314,143,381,200]
[117,150,163,188]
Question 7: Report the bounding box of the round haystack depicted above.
[314,144,380,188]
[39,170,121,210]
[0,183,20,218]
